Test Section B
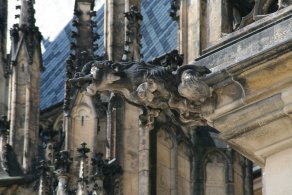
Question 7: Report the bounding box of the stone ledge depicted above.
[197,11,292,85]
[201,6,292,55]
[0,175,34,187]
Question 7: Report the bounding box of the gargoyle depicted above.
[69,60,212,126]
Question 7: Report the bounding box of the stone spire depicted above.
[122,4,143,61]
[8,0,43,173]
[63,0,106,174]
[0,0,8,116]
[37,160,49,195]
[63,0,98,114]
[19,0,36,27]
[10,0,43,65]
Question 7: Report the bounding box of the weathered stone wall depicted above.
[155,128,192,195]
[204,154,226,195]
[264,147,292,195]
[120,102,139,195]
[70,93,100,157]
[156,129,172,194]
[0,184,36,195]
[177,143,191,195]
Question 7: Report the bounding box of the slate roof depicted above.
[40,0,177,110]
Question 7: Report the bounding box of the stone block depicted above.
[157,164,171,190]
[157,141,171,168]
[122,172,139,195]
[264,147,292,195]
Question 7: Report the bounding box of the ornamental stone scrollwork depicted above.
[69,59,213,126]
[139,108,160,130]
[123,5,143,61]
[230,0,292,30]
[91,152,122,194]
[37,160,50,195]
[54,150,72,195]
[169,0,180,21]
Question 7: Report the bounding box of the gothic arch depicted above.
[203,149,234,195]
[53,113,64,131]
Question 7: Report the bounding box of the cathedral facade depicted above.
[0,0,292,195]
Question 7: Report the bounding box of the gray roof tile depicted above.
[40,0,176,110]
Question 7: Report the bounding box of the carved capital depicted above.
[139,108,160,130]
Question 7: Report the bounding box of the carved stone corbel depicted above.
[123,5,143,61]
[69,59,213,128]
[138,108,160,130]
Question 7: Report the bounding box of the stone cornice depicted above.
[200,6,292,55]
[197,9,292,86]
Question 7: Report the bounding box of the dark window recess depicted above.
[268,0,279,13]
[81,116,84,126]
[229,0,255,31]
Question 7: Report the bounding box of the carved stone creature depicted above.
[69,60,212,125]
[178,69,212,103]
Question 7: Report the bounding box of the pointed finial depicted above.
[77,142,90,159]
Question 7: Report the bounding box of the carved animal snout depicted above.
[106,73,120,83]
[136,83,155,102]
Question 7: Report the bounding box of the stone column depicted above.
[104,2,142,195]
[104,0,141,61]
[138,109,159,195]
[122,1,142,61]
[178,0,233,61]
[178,0,201,63]
[244,159,253,195]
[200,0,233,51]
